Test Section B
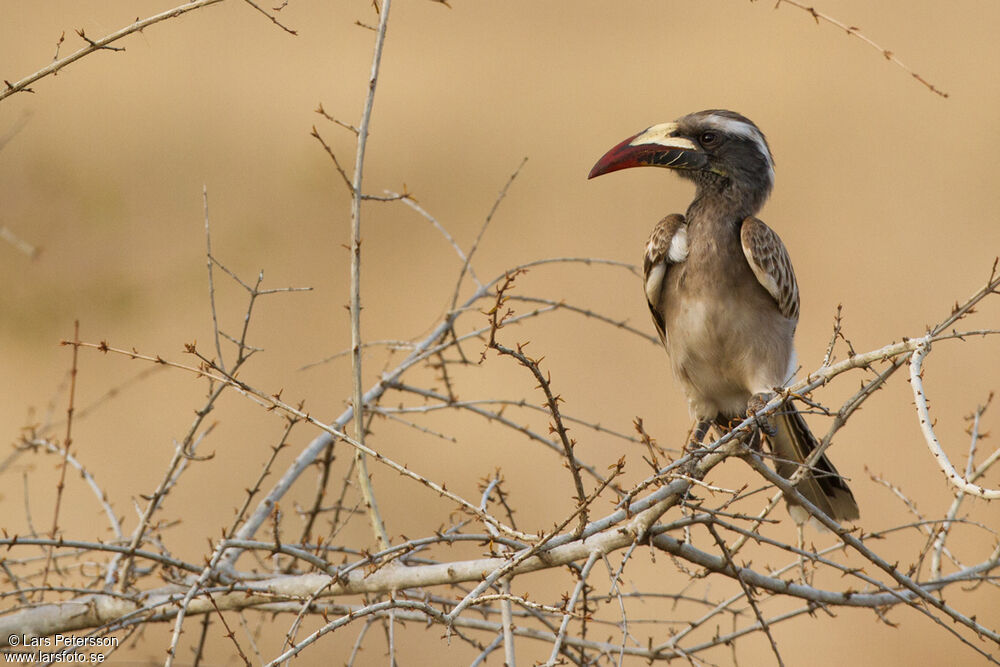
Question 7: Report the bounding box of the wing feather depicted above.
[644,214,687,345]
[740,217,799,322]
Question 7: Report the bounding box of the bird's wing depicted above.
[643,214,687,345]
[740,217,799,322]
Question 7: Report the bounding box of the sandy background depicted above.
[1,0,999,664]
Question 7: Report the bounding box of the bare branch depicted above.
[348,0,394,554]
[1,0,228,101]
[772,0,948,97]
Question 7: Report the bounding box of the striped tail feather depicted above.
[767,408,859,523]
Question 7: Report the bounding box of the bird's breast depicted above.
[662,236,795,417]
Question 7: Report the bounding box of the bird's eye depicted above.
[699,131,719,146]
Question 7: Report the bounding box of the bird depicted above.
[588,109,859,524]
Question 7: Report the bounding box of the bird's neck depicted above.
[687,189,759,227]
[685,169,769,224]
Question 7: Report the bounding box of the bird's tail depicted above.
[767,408,859,524]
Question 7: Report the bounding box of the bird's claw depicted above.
[747,392,777,440]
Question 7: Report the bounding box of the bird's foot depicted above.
[747,392,777,441]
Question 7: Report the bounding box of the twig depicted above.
[39,320,80,595]
[207,593,252,666]
[484,271,590,536]
[0,226,40,258]
[932,397,1000,580]
[204,186,226,370]
[821,303,846,367]
[348,0,394,554]
[395,194,481,289]
[451,157,528,310]
[772,0,948,98]
[16,437,123,544]
[542,550,600,666]
[0,110,33,153]
[501,578,517,667]
[315,102,359,134]
[241,0,297,34]
[1,0,228,101]
[298,339,415,371]
[742,452,1000,649]
[707,525,785,667]
[310,125,354,193]
[910,339,1000,499]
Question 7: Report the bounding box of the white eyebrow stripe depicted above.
[701,114,774,183]
[702,116,765,146]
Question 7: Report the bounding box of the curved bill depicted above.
[588,122,707,179]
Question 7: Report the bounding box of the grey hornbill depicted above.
[588,109,859,523]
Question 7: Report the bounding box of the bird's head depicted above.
[588,110,774,216]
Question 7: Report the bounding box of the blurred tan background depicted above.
[2,0,999,664]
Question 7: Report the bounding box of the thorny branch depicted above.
[20,252,985,665]
[37,320,79,595]
[9,257,997,662]
[770,0,949,97]
[2,0,231,101]
[483,269,591,536]
[1,3,993,665]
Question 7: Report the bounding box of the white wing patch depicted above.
[667,224,688,262]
